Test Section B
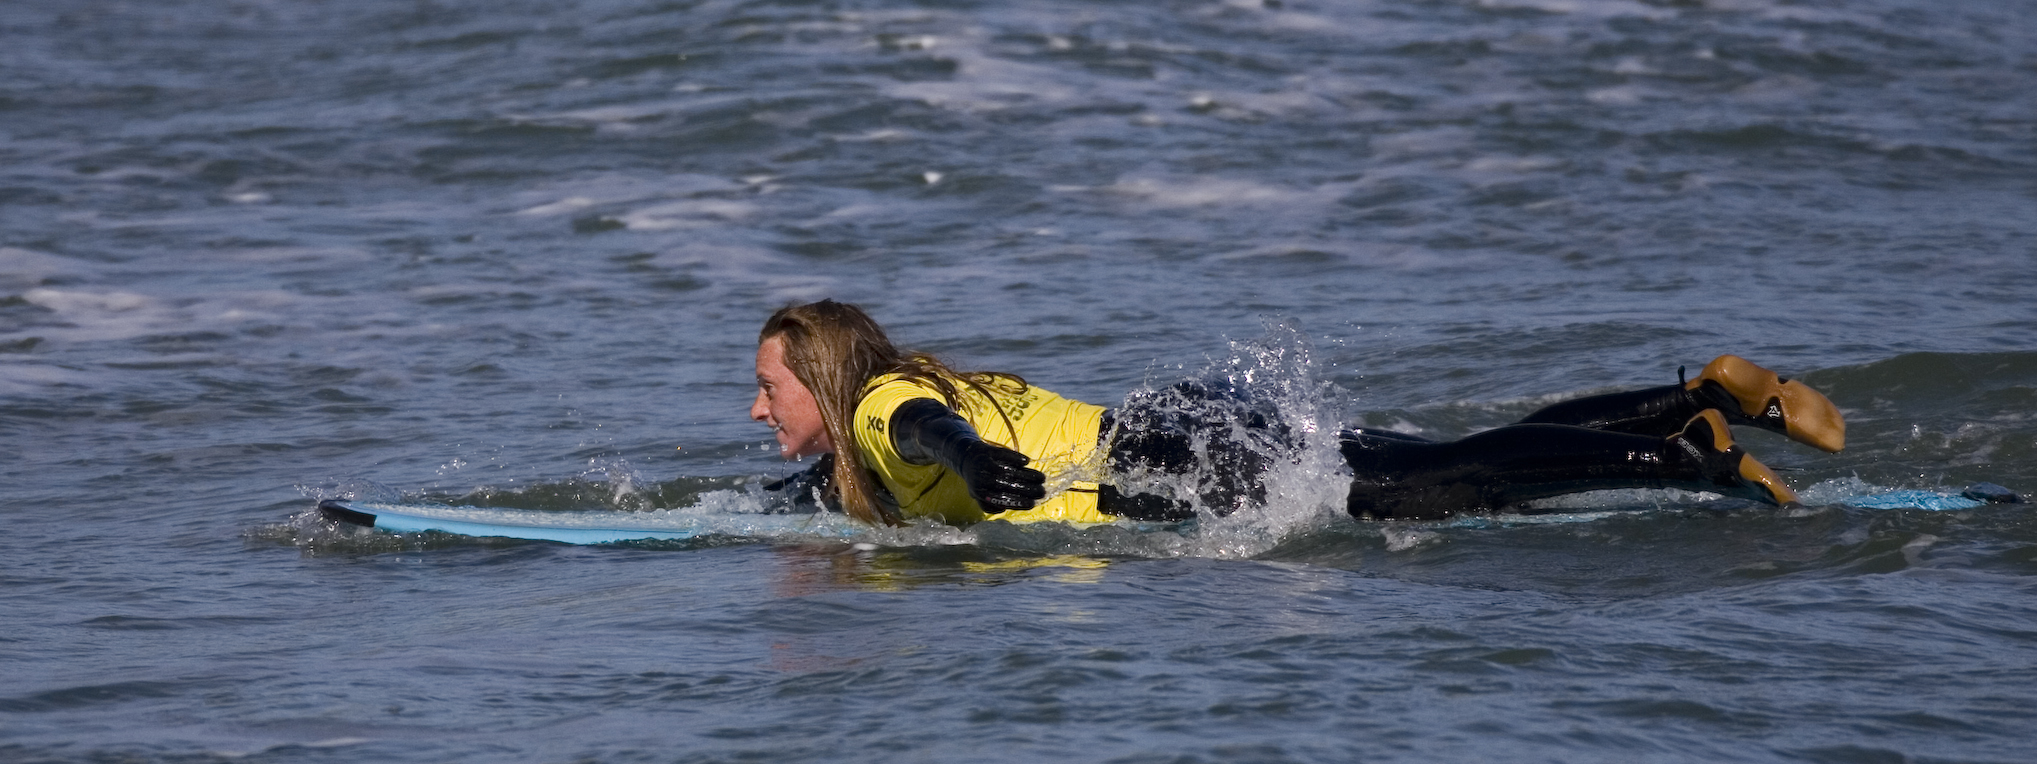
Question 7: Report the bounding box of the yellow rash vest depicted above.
[852,373,1112,525]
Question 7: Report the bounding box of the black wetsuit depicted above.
[1098,380,1734,522]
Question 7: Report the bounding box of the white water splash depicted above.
[1101,319,1356,558]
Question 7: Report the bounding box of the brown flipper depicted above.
[1687,355,1846,453]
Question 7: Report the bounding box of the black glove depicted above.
[890,398,1047,513]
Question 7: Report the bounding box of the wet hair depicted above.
[759,300,1025,525]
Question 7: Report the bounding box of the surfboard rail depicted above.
[317,499,867,544]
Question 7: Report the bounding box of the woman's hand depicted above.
[891,398,1048,514]
[949,439,1046,513]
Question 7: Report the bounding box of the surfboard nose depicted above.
[317,499,378,528]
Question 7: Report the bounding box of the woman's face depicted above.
[751,335,833,459]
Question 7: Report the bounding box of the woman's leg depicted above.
[1512,384,1698,437]
[1515,355,1845,452]
[1343,410,1795,520]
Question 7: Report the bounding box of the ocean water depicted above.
[4,0,2036,761]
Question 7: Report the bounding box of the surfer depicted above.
[752,300,1844,525]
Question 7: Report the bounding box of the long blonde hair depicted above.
[759,300,1025,525]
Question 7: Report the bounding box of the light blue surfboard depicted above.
[320,482,2023,545]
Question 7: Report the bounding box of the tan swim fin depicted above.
[1673,409,1799,506]
[1687,354,1846,453]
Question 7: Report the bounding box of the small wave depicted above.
[0,680,185,713]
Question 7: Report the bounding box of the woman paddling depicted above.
[751,300,1844,525]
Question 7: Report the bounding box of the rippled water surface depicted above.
[4,0,2035,761]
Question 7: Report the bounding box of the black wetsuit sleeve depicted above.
[889,398,1047,514]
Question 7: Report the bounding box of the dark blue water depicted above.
[4,0,2036,761]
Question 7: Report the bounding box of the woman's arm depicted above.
[889,398,1047,513]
